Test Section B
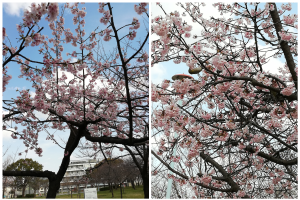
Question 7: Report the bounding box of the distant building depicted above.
[65,159,97,179]
[60,159,98,193]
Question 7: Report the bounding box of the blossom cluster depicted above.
[282,14,297,25]
[130,17,140,30]
[24,32,45,47]
[101,28,113,42]
[3,27,7,40]
[134,3,148,15]
[22,3,58,27]
[127,30,137,40]
[100,10,111,25]
[279,30,294,42]
[137,52,148,63]
[3,66,12,92]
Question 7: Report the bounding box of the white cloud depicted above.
[151,63,167,84]
[259,44,284,75]
[151,2,231,43]
[3,3,32,17]
[33,110,49,121]
[30,91,36,98]
[2,129,14,140]
[2,110,9,115]
[70,57,78,63]
[6,86,26,91]
[3,110,13,126]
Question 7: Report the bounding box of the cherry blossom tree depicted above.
[121,145,149,196]
[84,140,149,197]
[151,2,297,198]
[88,158,124,197]
[3,2,148,198]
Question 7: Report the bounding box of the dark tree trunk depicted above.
[142,174,149,199]
[142,145,149,198]
[77,185,79,198]
[22,186,26,197]
[111,183,114,197]
[124,144,149,198]
[46,179,61,198]
[131,180,135,189]
[46,126,84,198]
[120,183,123,199]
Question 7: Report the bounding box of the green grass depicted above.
[33,186,144,199]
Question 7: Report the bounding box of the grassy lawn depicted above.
[33,186,144,199]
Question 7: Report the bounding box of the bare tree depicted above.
[2,146,19,198]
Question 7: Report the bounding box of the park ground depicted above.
[16,186,144,199]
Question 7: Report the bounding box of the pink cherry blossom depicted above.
[200,174,212,185]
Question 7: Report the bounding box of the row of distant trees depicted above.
[3,176,49,198]
[3,152,142,198]
[61,157,143,198]
[2,151,49,198]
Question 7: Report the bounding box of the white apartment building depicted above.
[60,159,98,193]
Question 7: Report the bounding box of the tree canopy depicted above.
[151,2,297,198]
[5,158,43,197]
[3,2,149,198]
